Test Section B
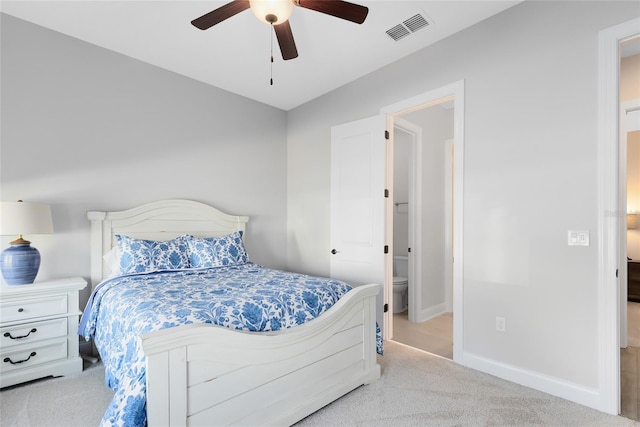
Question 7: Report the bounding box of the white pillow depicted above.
[103,246,120,277]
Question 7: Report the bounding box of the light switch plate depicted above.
[568,230,590,246]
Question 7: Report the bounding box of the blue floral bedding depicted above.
[78,263,381,427]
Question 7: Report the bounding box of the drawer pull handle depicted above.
[17,308,24,313]
[4,328,37,340]
[3,352,37,365]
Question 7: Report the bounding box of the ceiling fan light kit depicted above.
[250,0,294,24]
[191,0,369,62]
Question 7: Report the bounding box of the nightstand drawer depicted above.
[0,295,67,323]
[0,277,86,387]
[0,338,67,374]
[1,318,68,349]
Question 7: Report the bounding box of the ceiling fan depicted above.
[191,0,369,60]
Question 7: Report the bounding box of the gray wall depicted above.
[286,0,638,402]
[0,14,288,306]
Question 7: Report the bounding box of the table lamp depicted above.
[0,200,53,285]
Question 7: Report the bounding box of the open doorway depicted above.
[381,80,464,363]
[390,106,454,359]
[598,17,640,417]
[620,35,640,422]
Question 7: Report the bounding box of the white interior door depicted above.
[330,115,387,328]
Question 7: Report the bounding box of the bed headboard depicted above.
[87,199,249,288]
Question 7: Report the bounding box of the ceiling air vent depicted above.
[386,24,411,41]
[386,12,431,42]
[403,14,429,32]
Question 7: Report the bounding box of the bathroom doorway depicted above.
[384,87,460,361]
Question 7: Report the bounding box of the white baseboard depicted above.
[416,302,447,323]
[462,352,602,411]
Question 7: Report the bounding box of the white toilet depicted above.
[392,256,409,313]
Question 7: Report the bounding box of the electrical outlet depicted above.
[496,316,506,333]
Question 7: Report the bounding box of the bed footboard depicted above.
[141,283,381,426]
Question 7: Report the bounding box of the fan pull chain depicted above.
[270,23,274,86]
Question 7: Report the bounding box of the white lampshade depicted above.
[250,0,293,24]
[0,201,53,238]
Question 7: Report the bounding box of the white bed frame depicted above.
[88,199,381,426]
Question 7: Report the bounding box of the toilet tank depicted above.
[393,255,408,278]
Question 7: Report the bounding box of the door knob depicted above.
[331,249,340,255]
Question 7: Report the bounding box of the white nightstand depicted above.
[0,277,87,388]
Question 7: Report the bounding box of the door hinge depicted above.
[616,268,618,278]
[384,189,389,198]
[408,247,411,253]
[384,245,389,254]
[385,130,390,140]
[383,303,389,313]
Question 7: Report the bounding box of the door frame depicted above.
[445,138,454,313]
[381,80,465,363]
[597,17,640,414]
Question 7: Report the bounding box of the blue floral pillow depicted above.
[115,234,190,274]
[187,231,248,268]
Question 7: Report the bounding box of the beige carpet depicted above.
[296,340,637,426]
[1,343,638,427]
[392,304,640,423]
[0,361,113,427]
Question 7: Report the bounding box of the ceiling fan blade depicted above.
[296,0,368,24]
[191,0,250,30]
[274,21,299,60]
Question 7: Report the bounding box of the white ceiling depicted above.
[0,1,521,111]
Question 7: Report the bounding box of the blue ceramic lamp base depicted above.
[0,240,41,285]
